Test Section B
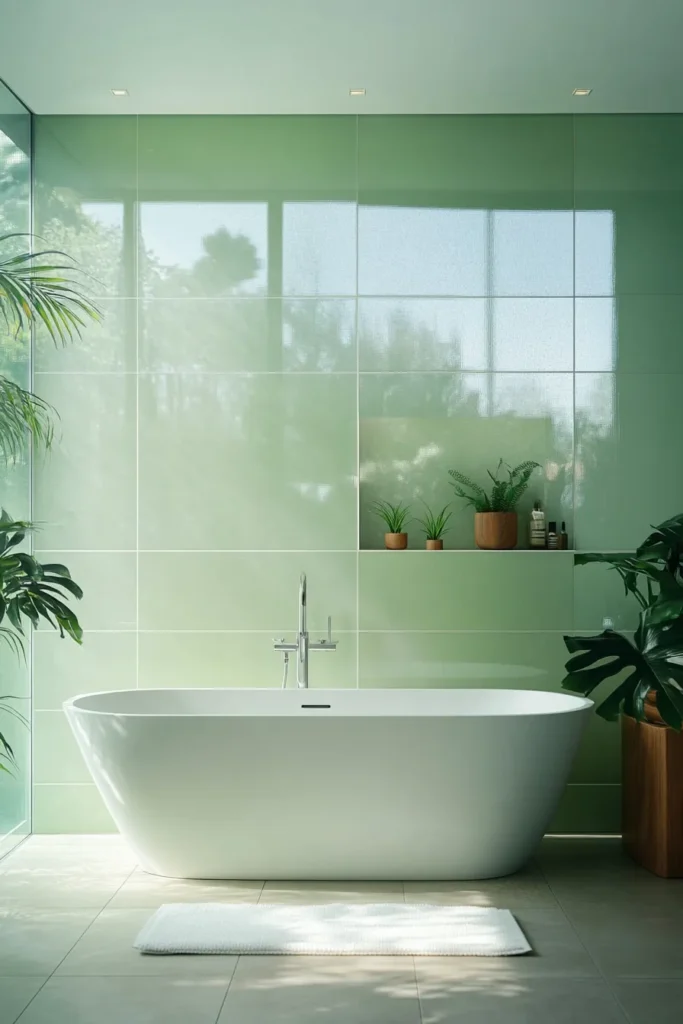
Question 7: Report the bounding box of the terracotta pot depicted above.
[426,539,443,551]
[474,512,518,550]
[385,532,408,550]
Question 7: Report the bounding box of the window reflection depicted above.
[283,202,356,296]
[139,201,267,297]
[359,206,488,296]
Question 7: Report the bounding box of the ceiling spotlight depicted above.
[572,88,592,96]
[349,88,366,97]
[111,88,129,97]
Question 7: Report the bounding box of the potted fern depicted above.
[448,459,540,550]
[562,512,683,877]
[416,502,453,550]
[370,499,411,550]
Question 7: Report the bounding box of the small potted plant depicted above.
[448,459,540,550]
[370,499,411,550]
[562,512,683,877]
[417,501,453,550]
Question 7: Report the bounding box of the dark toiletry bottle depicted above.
[547,521,559,550]
[560,521,569,550]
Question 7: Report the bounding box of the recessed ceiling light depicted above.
[349,88,366,97]
[111,88,128,97]
[572,88,592,96]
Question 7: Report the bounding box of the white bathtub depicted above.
[64,688,591,880]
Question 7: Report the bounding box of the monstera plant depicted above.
[0,233,99,774]
[562,513,683,731]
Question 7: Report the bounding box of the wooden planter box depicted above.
[622,714,683,877]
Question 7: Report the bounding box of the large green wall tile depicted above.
[358,115,573,297]
[33,785,115,834]
[360,371,572,549]
[33,711,92,784]
[139,552,357,631]
[34,116,137,298]
[358,115,573,205]
[138,116,357,299]
[139,115,357,195]
[33,632,137,710]
[359,551,574,631]
[138,372,357,550]
[359,630,568,688]
[575,115,683,295]
[34,552,137,631]
[359,298,573,372]
[139,631,357,689]
[549,784,621,834]
[33,373,137,550]
[575,372,683,549]
[140,298,356,372]
[576,295,683,374]
[34,299,136,373]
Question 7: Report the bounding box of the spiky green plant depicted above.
[370,499,412,534]
[416,501,454,540]
[448,459,540,513]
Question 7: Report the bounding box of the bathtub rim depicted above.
[64,687,594,719]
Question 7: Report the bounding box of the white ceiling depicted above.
[2,0,683,115]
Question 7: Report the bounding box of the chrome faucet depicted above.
[273,573,337,688]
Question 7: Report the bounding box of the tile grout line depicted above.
[135,111,140,692]
[12,861,138,1023]
[212,955,240,1024]
[355,111,360,689]
[538,859,633,1023]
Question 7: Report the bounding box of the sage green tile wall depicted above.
[0,81,32,852]
[31,113,683,835]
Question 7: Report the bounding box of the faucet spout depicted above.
[299,572,307,636]
[273,572,336,689]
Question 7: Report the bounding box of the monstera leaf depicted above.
[0,510,83,772]
[563,619,683,731]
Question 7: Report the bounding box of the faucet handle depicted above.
[316,616,336,645]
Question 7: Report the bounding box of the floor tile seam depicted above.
[411,955,425,1024]
[12,976,52,1024]
[542,875,633,1022]
[213,956,241,1024]
[10,878,132,1024]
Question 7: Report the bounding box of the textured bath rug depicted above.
[134,903,531,956]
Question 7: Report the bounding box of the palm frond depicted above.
[0,233,101,347]
[0,375,56,460]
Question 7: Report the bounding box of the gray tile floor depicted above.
[1,836,682,1022]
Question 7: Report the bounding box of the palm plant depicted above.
[417,501,453,541]
[448,459,540,512]
[370,499,412,534]
[562,513,683,730]
[0,232,101,456]
[0,234,96,774]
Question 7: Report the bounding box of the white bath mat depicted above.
[134,903,531,956]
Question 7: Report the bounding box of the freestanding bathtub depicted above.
[64,688,591,880]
